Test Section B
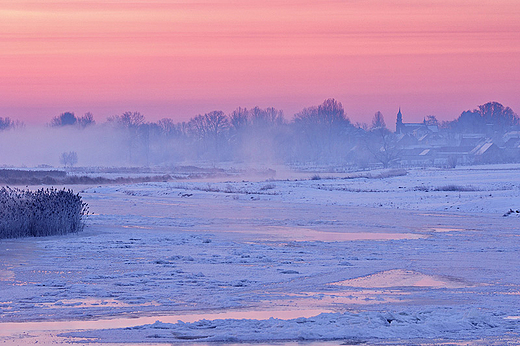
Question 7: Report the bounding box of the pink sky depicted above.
[1,0,519,125]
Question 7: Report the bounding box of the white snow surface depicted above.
[1,165,520,344]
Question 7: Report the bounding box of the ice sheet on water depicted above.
[61,308,509,343]
[2,165,520,344]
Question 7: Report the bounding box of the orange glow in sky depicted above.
[1,0,519,124]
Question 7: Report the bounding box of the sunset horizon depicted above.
[1,0,519,124]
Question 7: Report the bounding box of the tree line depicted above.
[2,99,519,168]
[47,99,366,166]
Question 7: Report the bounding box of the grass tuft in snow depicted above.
[503,209,520,217]
[434,185,479,192]
[259,183,276,190]
[0,187,88,239]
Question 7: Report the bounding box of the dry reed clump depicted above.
[433,185,479,192]
[0,187,88,239]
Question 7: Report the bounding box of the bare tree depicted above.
[230,108,249,131]
[371,111,386,129]
[0,117,15,131]
[106,112,147,164]
[249,106,284,128]
[60,151,78,168]
[295,98,348,127]
[477,102,519,128]
[227,106,286,163]
[157,118,178,136]
[188,114,208,140]
[204,111,228,140]
[424,115,439,126]
[187,111,229,160]
[108,111,145,128]
[446,102,519,133]
[293,98,352,163]
[364,128,401,168]
[50,112,77,127]
[77,112,95,128]
[205,111,228,160]
[229,107,249,149]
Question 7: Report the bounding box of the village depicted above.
[389,106,520,167]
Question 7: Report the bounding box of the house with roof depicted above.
[469,141,503,163]
[399,148,438,166]
[503,132,520,148]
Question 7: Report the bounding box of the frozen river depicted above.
[0,166,519,344]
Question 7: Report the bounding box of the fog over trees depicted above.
[50,112,95,128]
[444,102,519,134]
[0,117,22,131]
[60,151,78,168]
[0,99,519,168]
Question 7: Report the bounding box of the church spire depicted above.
[396,107,403,134]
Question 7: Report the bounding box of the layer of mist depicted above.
[1,100,519,170]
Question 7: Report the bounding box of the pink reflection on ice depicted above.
[0,308,329,336]
[0,269,14,281]
[332,269,469,289]
[249,226,427,242]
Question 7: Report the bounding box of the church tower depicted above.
[396,108,403,134]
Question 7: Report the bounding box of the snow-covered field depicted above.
[0,165,519,345]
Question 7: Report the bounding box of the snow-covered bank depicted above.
[0,165,519,344]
